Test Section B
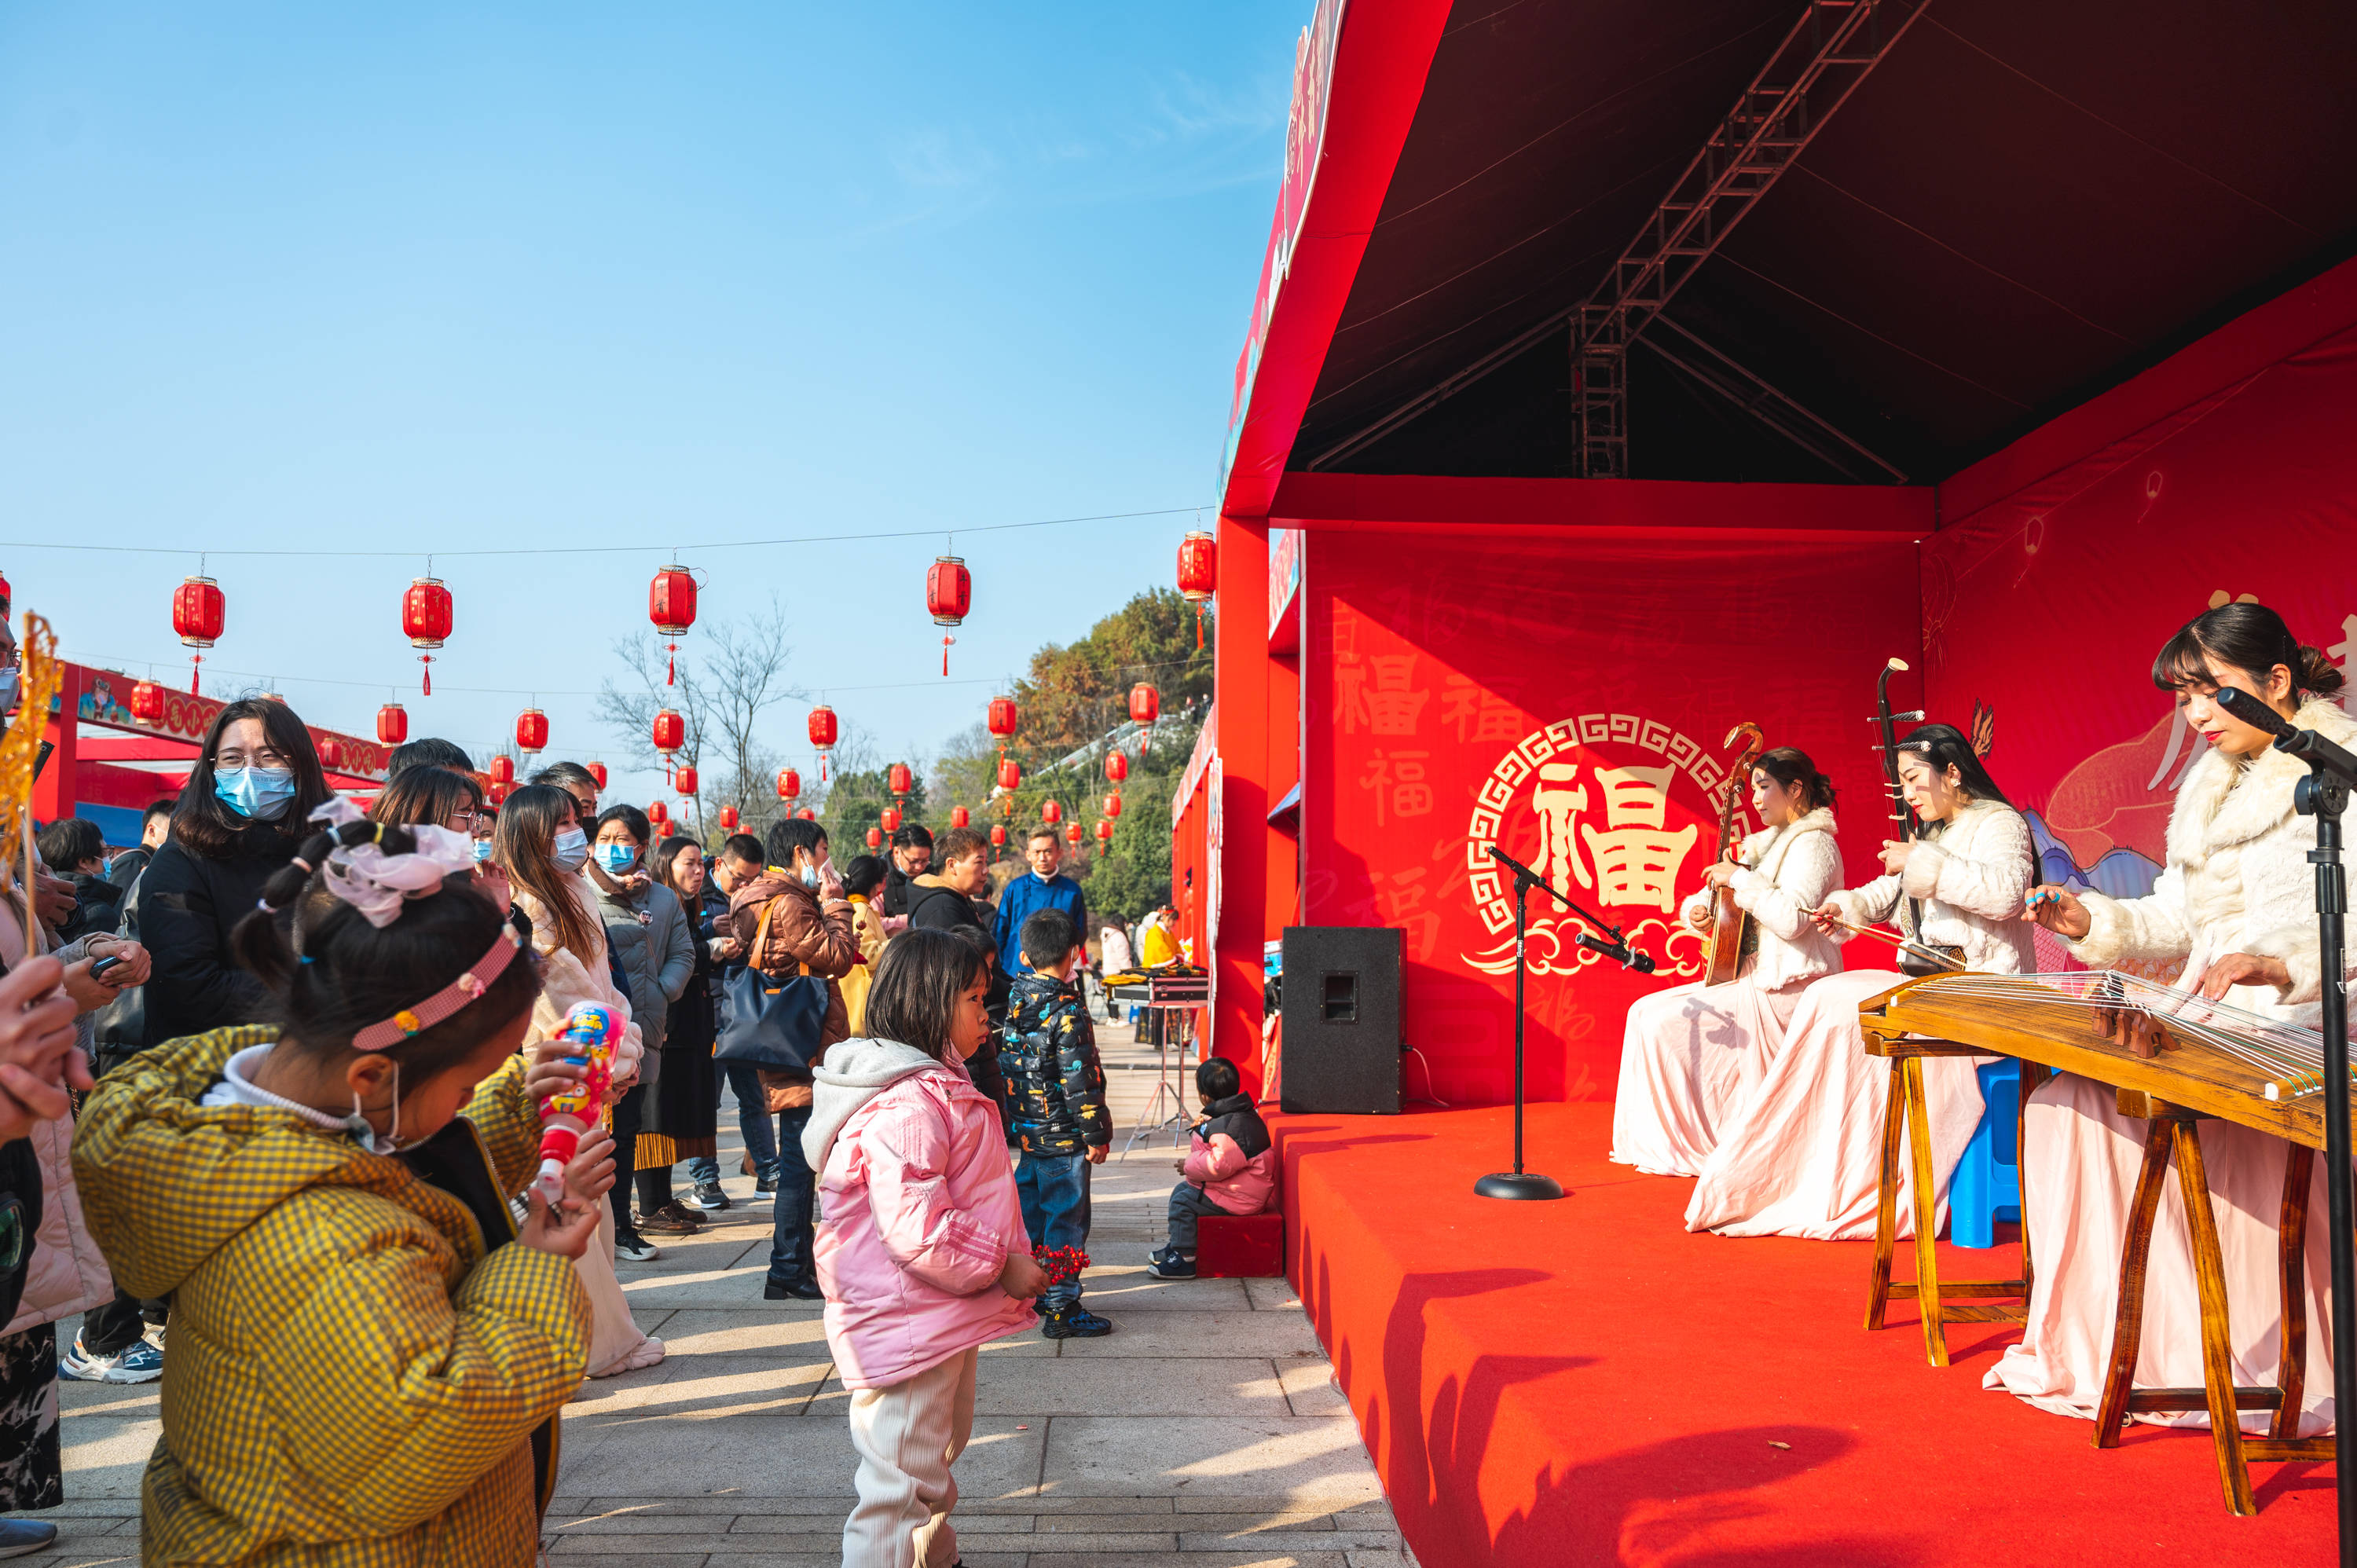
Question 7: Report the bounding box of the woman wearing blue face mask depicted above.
[369,766,514,931]
[586,806,696,1240]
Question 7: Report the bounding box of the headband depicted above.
[351,923,526,1052]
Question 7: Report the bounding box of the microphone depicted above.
[2216,687,2357,788]
[1575,930,1658,974]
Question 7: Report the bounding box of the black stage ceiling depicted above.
[1296,0,2357,485]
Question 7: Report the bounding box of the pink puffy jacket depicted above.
[1182,1131,1277,1216]
[804,1039,1035,1389]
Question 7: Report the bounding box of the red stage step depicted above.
[1196,1210,1285,1277]
[1272,1101,2334,1568]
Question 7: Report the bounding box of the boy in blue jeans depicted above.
[1003,908,1114,1338]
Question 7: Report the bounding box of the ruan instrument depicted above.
[1871,657,1962,976]
[1702,721,1765,986]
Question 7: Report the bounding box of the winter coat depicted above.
[106,845,153,893]
[882,860,917,919]
[511,878,644,1086]
[138,823,306,1046]
[1138,918,1181,968]
[728,870,857,1111]
[1677,806,1846,991]
[803,1038,1034,1388]
[71,1028,590,1567]
[1000,970,1109,1156]
[0,1138,38,1331]
[1099,925,1135,976]
[2069,695,2357,1017]
[60,870,124,943]
[841,894,889,1038]
[1183,1092,1277,1216]
[903,878,1012,1112]
[1829,798,2037,975]
[992,872,1087,978]
[592,873,695,1072]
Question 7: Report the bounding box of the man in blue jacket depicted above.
[992,826,1087,977]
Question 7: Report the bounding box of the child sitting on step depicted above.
[1149,1056,1275,1279]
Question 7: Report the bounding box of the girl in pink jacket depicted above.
[801,929,1047,1568]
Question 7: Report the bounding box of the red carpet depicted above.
[1273,1102,2336,1567]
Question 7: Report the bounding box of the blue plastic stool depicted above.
[1949,1060,2022,1249]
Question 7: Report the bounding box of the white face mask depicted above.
[343,1061,422,1155]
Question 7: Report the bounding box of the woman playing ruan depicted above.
[1683,724,2036,1239]
[1989,603,2355,1432]
[1609,747,1844,1175]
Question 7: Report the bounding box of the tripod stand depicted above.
[1477,844,1657,1201]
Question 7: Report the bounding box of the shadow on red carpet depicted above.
[1271,1101,2335,1568]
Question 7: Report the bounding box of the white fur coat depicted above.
[1831,798,2038,975]
[2069,695,2356,1020]
[1679,807,1845,990]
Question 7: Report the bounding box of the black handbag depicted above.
[713,896,830,1075]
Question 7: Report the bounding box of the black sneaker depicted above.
[764,1276,824,1301]
[614,1229,661,1263]
[1146,1249,1197,1280]
[753,1176,778,1195]
[1040,1306,1113,1339]
[684,1183,732,1212]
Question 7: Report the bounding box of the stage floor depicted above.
[1273,1100,2335,1568]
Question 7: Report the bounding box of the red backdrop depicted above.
[1303,528,1920,1105]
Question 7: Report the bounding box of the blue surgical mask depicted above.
[596,842,640,876]
[0,670,18,712]
[214,766,297,822]
[799,863,820,888]
[552,826,590,871]
[470,840,494,864]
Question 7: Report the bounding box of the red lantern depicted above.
[1095,819,1113,844]
[1105,750,1128,784]
[674,765,698,796]
[401,577,453,695]
[1040,798,1062,826]
[488,755,516,787]
[949,805,970,829]
[1129,683,1161,754]
[647,800,670,827]
[376,702,409,746]
[880,806,901,834]
[318,735,346,772]
[719,804,740,830]
[515,708,548,758]
[1176,529,1217,649]
[649,564,698,686]
[927,554,970,675]
[797,807,816,821]
[652,709,685,757]
[776,767,801,803]
[1104,791,1123,819]
[128,680,167,727]
[989,823,1007,848]
[866,826,882,849]
[808,704,838,780]
[998,758,1022,793]
[887,762,912,801]
[173,575,225,694]
[586,760,608,790]
[1066,822,1083,846]
[487,779,512,807]
[987,695,1018,752]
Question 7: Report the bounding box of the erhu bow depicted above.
[1702,721,1766,986]
[1874,656,1963,976]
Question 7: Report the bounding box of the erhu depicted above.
[1702,721,1765,986]
[1874,657,1963,976]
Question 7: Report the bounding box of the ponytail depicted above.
[2152,601,2344,699]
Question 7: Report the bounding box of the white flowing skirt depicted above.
[1608,965,1808,1178]
[1683,969,1986,1240]
[1983,1072,2336,1434]
[576,1205,666,1379]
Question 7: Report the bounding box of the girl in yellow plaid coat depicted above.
[74,811,615,1566]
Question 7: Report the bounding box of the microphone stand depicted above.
[1476,844,1655,1202]
[2220,688,2357,1562]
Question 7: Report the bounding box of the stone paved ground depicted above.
[26,1016,1409,1566]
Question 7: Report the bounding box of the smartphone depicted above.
[88,954,125,985]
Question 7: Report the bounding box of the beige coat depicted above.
[1678,806,1846,991]
[0,893,115,1335]
[1830,797,2038,975]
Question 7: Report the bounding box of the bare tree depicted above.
[597,599,799,841]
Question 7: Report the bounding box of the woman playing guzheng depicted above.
[1682,724,2036,1238]
[1989,602,2355,1432]
[1608,747,1845,1174]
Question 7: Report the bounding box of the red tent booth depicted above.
[1195,3,2357,1564]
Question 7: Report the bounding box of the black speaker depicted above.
[1279,925,1402,1115]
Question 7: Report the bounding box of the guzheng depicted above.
[1862,969,2344,1149]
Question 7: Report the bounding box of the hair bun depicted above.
[2299,645,2347,696]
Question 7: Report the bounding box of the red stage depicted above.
[1276,1105,2335,1566]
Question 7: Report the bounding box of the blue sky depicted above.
[0,3,1293,802]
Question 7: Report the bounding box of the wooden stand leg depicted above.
[2019,1062,2049,1301]
[1865,1057,1908,1332]
[2271,1144,2314,1442]
[1903,1057,1947,1368]
[2170,1121,2257,1517]
[2094,1116,2176,1449]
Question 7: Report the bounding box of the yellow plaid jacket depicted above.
[71,1028,591,1566]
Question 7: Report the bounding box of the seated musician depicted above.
[1608,747,1844,1175]
[1993,601,2353,1432]
[1682,724,2036,1238]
